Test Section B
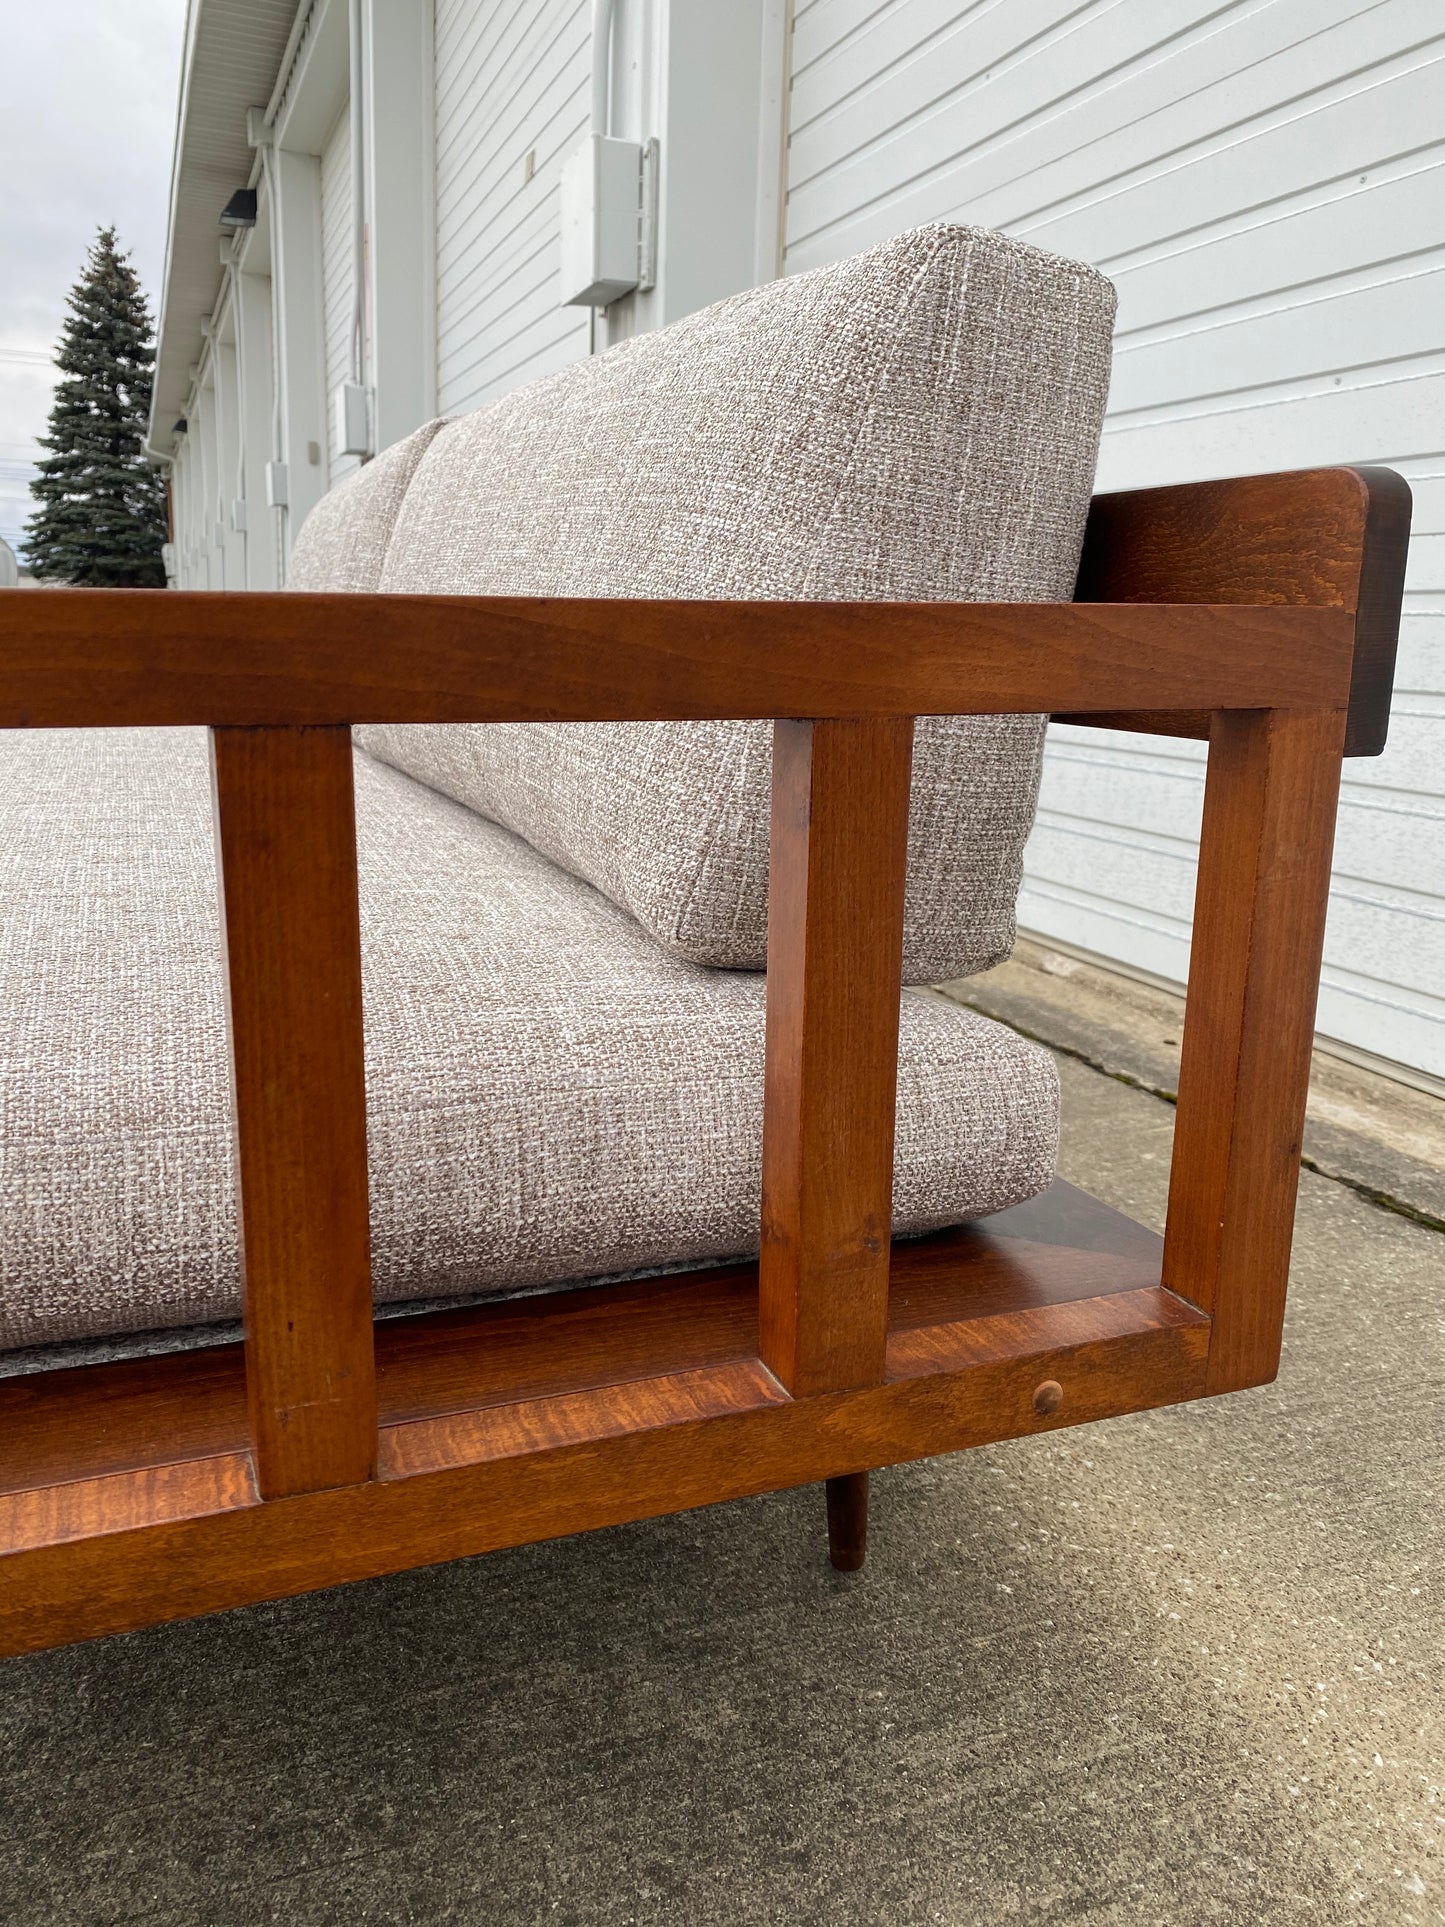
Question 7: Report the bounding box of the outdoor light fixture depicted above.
[172,418,187,436]
[219,188,257,229]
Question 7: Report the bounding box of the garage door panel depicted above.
[1108,262,1445,416]
[434,0,589,416]
[1018,53,1445,269]
[786,0,1429,267]
[1108,159,1445,337]
[1096,376,1445,492]
[785,0,1441,1080]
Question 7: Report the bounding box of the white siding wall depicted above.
[432,0,591,414]
[320,102,359,485]
[786,0,1445,1082]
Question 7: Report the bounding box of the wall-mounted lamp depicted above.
[172,418,188,436]
[219,188,257,229]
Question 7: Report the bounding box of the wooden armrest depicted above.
[0,592,1353,727]
[1061,466,1412,754]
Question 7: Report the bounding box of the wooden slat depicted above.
[0,1181,1163,1500]
[1162,708,1348,1392]
[0,1289,1208,1657]
[0,591,1354,727]
[759,717,914,1397]
[211,725,377,1498]
[1074,466,1411,755]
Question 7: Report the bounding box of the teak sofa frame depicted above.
[0,465,1410,1658]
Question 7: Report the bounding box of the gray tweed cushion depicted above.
[357,223,1116,981]
[0,729,1058,1353]
[285,416,449,592]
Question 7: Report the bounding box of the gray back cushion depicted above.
[286,416,449,591]
[358,225,1116,981]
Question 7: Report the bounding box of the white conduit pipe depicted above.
[348,0,367,407]
[591,0,616,137]
[261,141,284,482]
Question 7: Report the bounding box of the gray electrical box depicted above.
[559,134,642,307]
[331,382,370,460]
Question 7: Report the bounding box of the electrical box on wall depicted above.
[559,134,642,307]
[331,383,370,460]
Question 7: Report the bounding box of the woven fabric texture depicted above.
[0,729,1059,1353]
[359,223,1116,981]
[285,417,449,592]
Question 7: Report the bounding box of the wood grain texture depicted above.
[0,1456,256,1557]
[760,718,914,1397]
[0,1288,1206,1657]
[1073,466,1411,755]
[381,1361,787,1479]
[0,1182,1162,1501]
[0,591,1354,728]
[211,726,377,1498]
[1162,708,1348,1393]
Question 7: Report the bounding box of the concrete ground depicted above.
[1,973,1442,1924]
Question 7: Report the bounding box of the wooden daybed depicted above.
[0,227,1411,1657]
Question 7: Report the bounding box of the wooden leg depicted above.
[826,1471,869,1572]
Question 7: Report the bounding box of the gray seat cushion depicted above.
[357,223,1116,981]
[285,416,449,592]
[0,728,1058,1354]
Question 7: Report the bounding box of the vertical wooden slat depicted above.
[1163,706,1348,1394]
[211,725,377,1498]
[759,716,914,1398]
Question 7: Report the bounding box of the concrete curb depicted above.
[938,938,1445,1233]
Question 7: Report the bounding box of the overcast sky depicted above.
[0,1,187,556]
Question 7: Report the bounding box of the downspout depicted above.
[349,0,371,451]
[591,0,616,137]
[589,0,616,355]
[259,137,288,577]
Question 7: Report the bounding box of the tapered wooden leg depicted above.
[826,1472,869,1572]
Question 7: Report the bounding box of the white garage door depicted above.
[433,0,591,415]
[785,0,1445,1084]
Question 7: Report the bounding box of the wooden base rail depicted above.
[0,1188,1204,1657]
[0,466,1410,1655]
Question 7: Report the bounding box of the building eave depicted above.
[148,0,301,459]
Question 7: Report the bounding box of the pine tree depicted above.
[25,228,168,587]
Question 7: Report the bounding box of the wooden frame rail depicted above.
[0,466,1410,1656]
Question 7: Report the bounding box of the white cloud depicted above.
[0,0,187,555]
